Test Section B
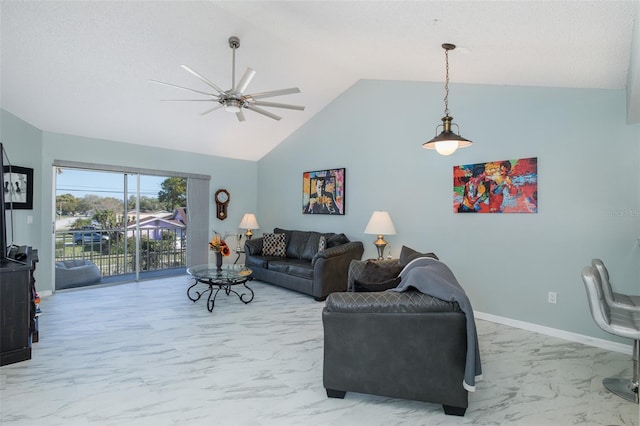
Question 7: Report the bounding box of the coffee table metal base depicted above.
[187,278,254,312]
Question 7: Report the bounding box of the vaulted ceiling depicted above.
[2,1,638,161]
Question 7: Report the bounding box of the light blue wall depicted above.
[257,79,640,342]
[0,110,43,253]
[3,77,640,344]
[1,109,258,293]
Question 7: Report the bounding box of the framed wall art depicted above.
[453,157,537,213]
[3,165,34,210]
[302,168,345,215]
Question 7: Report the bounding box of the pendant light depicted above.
[423,43,472,156]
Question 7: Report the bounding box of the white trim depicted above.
[475,311,633,355]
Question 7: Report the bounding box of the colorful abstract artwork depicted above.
[453,157,537,213]
[302,168,345,215]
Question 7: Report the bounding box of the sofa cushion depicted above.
[246,255,270,269]
[360,260,403,283]
[288,230,309,259]
[274,227,293,247]
[268,260,290,273]
[327,233,350,248]
[287,261,314,280]
[262,233,286,257]
[399,245,439,267]
[353,276,401,292]
[301,231,324,261]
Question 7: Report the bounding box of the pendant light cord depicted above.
[444,47,450,116]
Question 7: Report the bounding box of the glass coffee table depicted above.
[187,264,254,312]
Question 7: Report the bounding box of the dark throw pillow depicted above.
[399,245,439,267]
[354,276,402,292]
[327,233,350,248]
[359,260,403,283]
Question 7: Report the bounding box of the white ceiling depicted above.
[1,1,638,161]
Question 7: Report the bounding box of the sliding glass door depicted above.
[54,167,188,289]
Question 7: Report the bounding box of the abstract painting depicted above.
[453,157,537,213]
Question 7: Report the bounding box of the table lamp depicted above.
[364,211,396,260]
[238,213,260,240]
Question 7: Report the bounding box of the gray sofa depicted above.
[322,256,469,416]
[55,259,102,290]
[244,228,364,300]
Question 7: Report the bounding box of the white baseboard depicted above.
[38,290,53,297]
[475,311,633,355]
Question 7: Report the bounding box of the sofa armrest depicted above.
[325,290,461,313]
[347,258,402,292]
[245,237,264,256]
[313,241,363,263]
[311,241,364,300]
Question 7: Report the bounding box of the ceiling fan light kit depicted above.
[423,43,473,156]
[151,36,305,122]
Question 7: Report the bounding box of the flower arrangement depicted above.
[209,232,231,256]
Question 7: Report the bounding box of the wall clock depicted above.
[215,189,230,220]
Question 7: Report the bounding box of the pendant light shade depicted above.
[423,43,472,156]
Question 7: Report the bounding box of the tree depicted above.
[93,209,117,230]
[76,194,101,215]
[56,193,78,215]
[128,195,162,212]
[158,177,186,210]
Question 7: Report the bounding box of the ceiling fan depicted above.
[150,36,305,122]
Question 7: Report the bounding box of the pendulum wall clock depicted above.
[214,189,230,220]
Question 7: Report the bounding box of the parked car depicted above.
[74,231,109,245]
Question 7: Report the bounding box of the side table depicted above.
[234,248,245,264]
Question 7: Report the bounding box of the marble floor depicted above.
[1,275,638,426]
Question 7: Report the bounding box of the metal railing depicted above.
[54,227,186,278]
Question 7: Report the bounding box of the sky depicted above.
[56,168,169,200]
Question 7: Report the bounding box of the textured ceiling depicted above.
[1,1,638,161]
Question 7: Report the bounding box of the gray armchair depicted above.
[322,258,470,416]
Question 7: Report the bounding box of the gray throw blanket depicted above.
[390,257,483,392]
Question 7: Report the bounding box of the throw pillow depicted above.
[354,276,402,292]
[327,233,350,248]
[318,235,326,253]
[359,260,403,283]
[399,245,439,267]
[262,233,286,257]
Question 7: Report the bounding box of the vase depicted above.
[215,251,223,271]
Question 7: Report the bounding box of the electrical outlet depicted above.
[548,292,557,304]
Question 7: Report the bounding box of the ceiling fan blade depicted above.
[235,68,256,94]
[160,99,218,102]
[181,65,225,94]
[236,110,246,122]
[251,100,305,111]
[200,104,224,116]
[246,87,301,100]
[149,80,217,98]
[245,104,282,121]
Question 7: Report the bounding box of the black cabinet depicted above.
[1,248,38,366]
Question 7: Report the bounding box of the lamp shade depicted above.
[364,211,396,235]
[238,213,259,230]
[422,115,472,156]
